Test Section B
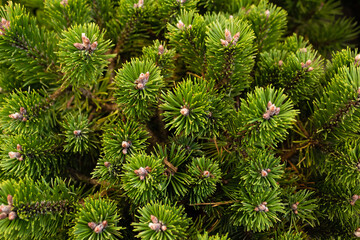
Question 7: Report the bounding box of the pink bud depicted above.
[149,222,161,231]
[265,10,270,19]
[267,101,272,108]
[274,107,280,115]
[161,225,167,231]
[306,59,312,66]
[307,67,314,72]
[137,83,145,90]
[299,48,307,53]
[254,207,259,211]
[203,170,210,177]
[102,220,108,228]
[122,148,128,154]
[261,170,268,177]
[176,20,185,30]
[265,207,269,212]
[262,202,267,205]
[278,60,283,66]
[88,222,97,230]
[73,43,85,50]
[263,112,270,120]
[16,144,22,151]
[158,45,164,55]
[7,195,13,206]
[232,32,240,45]
[104,161,111,168]
[9,152,21,159]
[356,54,360,62]
[94,224,104,233]
[8,211,16,220]
[73,130,82,136]
[225,29,232,42]
[258,204,266,211]
[220,39,228,46]
[151,215,158,223]
[122,141,130,148]
[301,62,305,68]
[0,212,7,220]
[90,41,98,51]
[180,107,189,116]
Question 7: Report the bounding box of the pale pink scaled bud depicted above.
[94,223,104,233]
[307,67,314,72]
[254,207,259,212]
[102,220,108,228]
[267,101,273,108]
[144,72,150,82]
[88,222,97,230]
[355,228,360,237]
[158,45,164,55]
[224,29,232,42]
[203,170,210,178]
[274,107,280,115]
[90,41,98,51]
[73,130,82,136]
[1,205,11,214]
[137,83,145,90]
[262,202,267,205]
[74,43,85,50]
[232,32,240,45]
[291,203,298,210]
[149,222,161,231]
[8,211,16,220]
[258,204,266,211]
[82,33,90,49]
[299,48,307,53]
[60,0,68,6]
[261,169,268,177]
[263,112,270,120]
[122,148,128,154]
[7,195,13,206]
[356,54,360,62]
[161,225,167,231]
[301,62,305,68]
[176,20,185,30]
[187,25,192,30]
[16,144,22,151]
[269,104,275,112]
[9,152,21,159]
[0,212,7,220]
[138,0,144,8]
[220,39,229,46]
[180,107,189,116]
[278,60,283,66]
[265,10,270,19]
[151,215,158,223]
[122,141,130,148]
[104,161,111,168]
[306,59,312,66]
[9,112,22,120]
[264,207,269,212]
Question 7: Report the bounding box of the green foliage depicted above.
[71,197,123,240]
[0,134,65,179]
[187,156,222,204]
[121,152,166,204]
[44,0,92,33]
[197,231,230,240]
[57,23,112,88]
[238,86,298,147]
[231,188,285,232]
[237,149,284,192]
[206,15,256,95]
[60,113,96,153]
[0,1,59,88]
[132,201,192,239]
[152,143,191,200]
[0,177,81,240]
[0,90,56,135]
[114,58,164,121]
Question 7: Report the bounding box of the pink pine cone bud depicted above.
[151,215,158,223]
[122,148,128,154]
[17,144,22,151]
[180,107,189,116]
[0,212,7,220]
[263,112,270,120]
[161,225,167,231]
[94,223,104,233]
[90,41,98,51]
[149,222,161,231]
[7,195,13,206]
[122,141,130,148]
[158,45,164,55]
[177,20,185,30]
[306,59,312,66]
[73,130,82,136]
[299,48,307,53]
[220,39,228,46]
[265,10,270,19]
[261,169,268,177]
[307,67,314,72]
[278,60,283,66]
[104,161,111,168]
[258,204,266,211]
[355,54,360,62]
[224,29,232,42]
[203,170,210,178]
[88,222,97,230]
[232,32,240,45]
[102,220,108,228]
[9,152,21,159]
[74,43,85,50]
[8,211,16,220]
